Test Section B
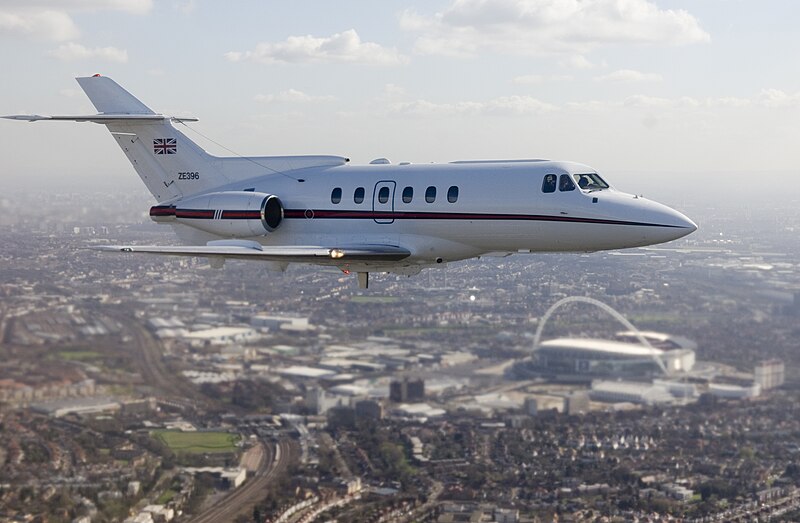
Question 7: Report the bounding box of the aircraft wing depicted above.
[91,241,411,264]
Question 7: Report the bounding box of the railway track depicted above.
[190,439,298,523]
[106,309,220,411]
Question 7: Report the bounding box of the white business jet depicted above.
[3,75,696,288]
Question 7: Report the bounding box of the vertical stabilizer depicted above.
[76,76,155,115]
[75,76,229,201]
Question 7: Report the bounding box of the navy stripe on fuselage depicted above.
[282,209,688,228]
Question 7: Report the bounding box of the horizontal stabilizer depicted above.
[1,114,197,123]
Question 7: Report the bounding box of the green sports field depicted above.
[153,430,240,454]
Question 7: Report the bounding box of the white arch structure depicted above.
[532,296,668,375]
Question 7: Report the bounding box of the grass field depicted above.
[153,430,240,454]
[350,296,400,304]
[156,489,177,504]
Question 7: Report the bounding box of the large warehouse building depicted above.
[532,338,695,378]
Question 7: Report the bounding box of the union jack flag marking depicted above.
[153,138,177,155]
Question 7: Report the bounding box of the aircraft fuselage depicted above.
[167,159,696,273]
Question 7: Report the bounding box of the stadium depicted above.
[505,297,698,380]
[532,337,695,377]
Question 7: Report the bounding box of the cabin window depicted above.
[331,187,342,204]
[425,186,437,203]
[378,186,390,204]
[558,174,575,192]
[447,186,459,203]
[542,174,557,193]
[354,187,365,204]
[402,186,413,203]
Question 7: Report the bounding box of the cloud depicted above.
[594,69,663,83]
[391,89,800,118]
[389,95,557,116]
[173,0,196,15]
[565,91,800,113]
[401,0,710,56]
[226,29,408,66]
[49,42,128,62]
[705,96,751,108]
[0,1,151,42]
[382,83,407,100]
[513,74,573,84]
[560,54,602,70]
[624,94,699,108]
[254,89,336,103]
[0,10,79,41]
[757,88,800,108]
[1,1,152,14]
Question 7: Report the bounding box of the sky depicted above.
[1,0,799,195]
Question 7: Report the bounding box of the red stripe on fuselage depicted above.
[282,209,684,228]
[175,209,214,219]
[221,211,262,220]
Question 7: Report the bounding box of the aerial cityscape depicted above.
[2,2,800,522]
[1,183,798,522]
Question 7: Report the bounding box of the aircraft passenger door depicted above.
[372,181,396,224]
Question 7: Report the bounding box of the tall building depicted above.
[355,399,384,421]
[755,359,785,390]
[564,391,590,415]
[389,378,425,402]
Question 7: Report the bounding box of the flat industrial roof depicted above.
[278,366,336,378]
[183,327,256,339]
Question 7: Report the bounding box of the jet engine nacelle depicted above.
[151,191,283,237]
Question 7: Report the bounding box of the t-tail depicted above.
[2,75,347,202]
[2,76,222,201]
[77,75,223,201]
[2,75,348,204]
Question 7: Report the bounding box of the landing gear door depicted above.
[372,181,396,224]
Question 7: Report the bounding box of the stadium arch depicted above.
[532,296,668,375]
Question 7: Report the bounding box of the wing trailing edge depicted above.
[91,241,411,264]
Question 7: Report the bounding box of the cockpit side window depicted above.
[542,174,557,193]
[573,173,609,191]
[559,174,575,192]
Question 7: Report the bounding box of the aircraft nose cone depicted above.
[670,209,697,238]
[608,193,698,247]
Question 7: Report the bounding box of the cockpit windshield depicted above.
[573,173,609,192]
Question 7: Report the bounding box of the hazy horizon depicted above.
[2,1,800,192]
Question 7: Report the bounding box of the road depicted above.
[190,439,298,523]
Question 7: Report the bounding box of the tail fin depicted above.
[3,76,352,202]
[76,75,154,115]
[76,75,229,201]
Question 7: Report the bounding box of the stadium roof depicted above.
[539,338,664,358]
[616,330,671,342]
[615,330,698,350]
